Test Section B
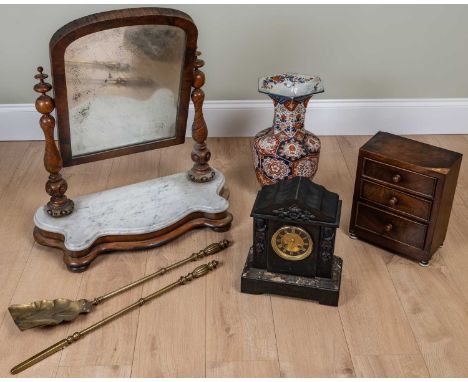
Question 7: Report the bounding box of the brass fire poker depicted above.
[8,240,230,330]
[10,259,220,375]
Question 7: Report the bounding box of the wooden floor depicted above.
[1,135,468,377]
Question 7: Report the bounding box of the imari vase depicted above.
[253,73,324,186]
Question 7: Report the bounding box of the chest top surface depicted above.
[251,177,341,227]
[361,132,462,173]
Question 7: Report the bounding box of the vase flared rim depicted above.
[258,73,324,99]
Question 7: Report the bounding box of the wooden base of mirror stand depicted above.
[34,210,232,272]
[33,170,232,272]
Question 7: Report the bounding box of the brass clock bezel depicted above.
[271,225,313,261]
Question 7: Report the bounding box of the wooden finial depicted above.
[34,67,74,217]
[188,51,215,183]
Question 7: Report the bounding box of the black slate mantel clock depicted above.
[241,177,343,306]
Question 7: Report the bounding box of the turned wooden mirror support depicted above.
[32,8,232,272]
[34,67,74,217]
[188,51,215,182]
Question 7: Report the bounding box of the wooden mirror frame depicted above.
[50,8,198,166]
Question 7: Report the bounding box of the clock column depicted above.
[252,218,267,268]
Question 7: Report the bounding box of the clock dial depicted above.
[271,226,313,261]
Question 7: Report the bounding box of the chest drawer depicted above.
[363,158,437,198]
[360,179,432,221]
[355,202,428,249]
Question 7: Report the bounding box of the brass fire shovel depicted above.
[8,239,230,331]
[11,259,221,374]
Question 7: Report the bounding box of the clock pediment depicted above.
[251,177,340,226]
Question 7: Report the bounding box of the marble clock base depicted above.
[34,170,232,272]
[240,247,342,306]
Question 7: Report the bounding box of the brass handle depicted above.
[389,196,398,206]
[392,174,401,183]
[384,223,393,233]
[191,239,230,260]
[182,261,218,281]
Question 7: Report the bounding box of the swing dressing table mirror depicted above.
[33,8,232,272]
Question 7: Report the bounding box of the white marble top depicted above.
[34,170,228,251]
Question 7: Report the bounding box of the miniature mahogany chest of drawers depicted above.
[349,132,462,265]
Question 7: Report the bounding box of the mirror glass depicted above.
[64,25,186,157]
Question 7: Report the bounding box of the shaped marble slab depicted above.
[34,170,228,251]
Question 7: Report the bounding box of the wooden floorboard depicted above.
[270,138,354,377]
[333,137,423,362]
[429,135,468,307]
[0,145,114,377]
[205,138,280,378]
[131,142,208,377]
[351,354,429,377]
[57,151,161,376]
[0,141,36,329]
[339,134,468,377]
[1,136,468,377]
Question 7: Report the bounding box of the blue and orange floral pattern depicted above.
[278,139,305,160]
[261,157,291,180]
[256,134,280,155]
[272,100,308,137]
[253,128,320,185]
[293,157,318,178]
[253,73,323,186]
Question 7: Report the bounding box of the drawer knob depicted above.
[392,174,401,183]
[389,196,399,206]
[384,223,393,232]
